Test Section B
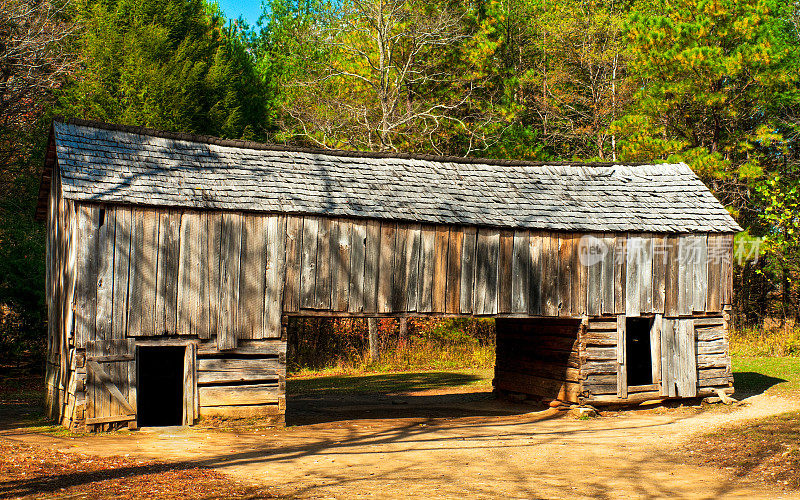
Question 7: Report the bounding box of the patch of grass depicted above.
[288,317,496,374]
[288,368,494,397]
[731,325,800,357]
[732,356,800,397]
[686,411,800,491]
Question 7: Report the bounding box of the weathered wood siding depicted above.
[71,205,288,349]
[68,205,736,344]
[52,200,737,427]
[284,219,735,318]
[196,339,286,421]
[579,313,733,404]
[495,318,581,403]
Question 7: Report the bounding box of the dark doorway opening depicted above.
[626,317,653,386]
[138,346,184,426]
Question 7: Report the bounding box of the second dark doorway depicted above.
[626,317,654,387]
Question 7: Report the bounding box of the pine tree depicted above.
[57,0,272,139]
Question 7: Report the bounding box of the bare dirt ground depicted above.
[3,388,799,500]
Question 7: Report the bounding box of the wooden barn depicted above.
[37,119,741,431]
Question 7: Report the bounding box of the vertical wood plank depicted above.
[661,318,677,397]
[640,235,654,314]
[205,213,222,338]
[237,214,266,339]
[576,235,588,316]
[128,208,158,337]
[497,230,513,314]
[614,236,626,315]
[264,215,286,338]
[541,232,559,316]
[433,225,449,313]
[392,224,410,312]
[95,207,115,342]
[218,212,242,350]
[378,222,397,313]
[625,235,642,316]
[677,235,694,316]
[475,229,500,315]
[154,211,179,335]
[677,318,697,397]
[510,230,530,314]
[177,211,201,337]
[417,225,435,313]
[74,205,100,346]
[315,217,333,310]
[600,235,616,315]
[706,234,722,312]
[153,211,168,335]
[405,225,422,312]
[128,339,137,423]
[528,231,542,316]
[363,220,381,313]
[459,227,477,314]
[183,344,192,425]
[348,221,367,313]
[445,227,463,314]
[332,219,352,312]
[693,235,708,312]
[282,216,302,313]
[664,235,680,317]
[299,217,319,309]
[586,235,603,316]
[650,313,662,389]
[652,235,667,314]
[165,211,180,335]
[111,207,131,339]
[558,234,573,316]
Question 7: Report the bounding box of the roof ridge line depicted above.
[53,117,666,168]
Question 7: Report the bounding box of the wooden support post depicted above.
[398,317,408,346]
[617,315,627,399]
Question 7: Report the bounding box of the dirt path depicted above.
[3,392,799,499]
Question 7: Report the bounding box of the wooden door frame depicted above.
[617,315,663,399]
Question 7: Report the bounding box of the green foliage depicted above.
[615,0,800,181]
[57,0,272,139]
[5,0,800,364]
[732,356,800,395]
[0,122,50,362]
[287,318,496,373]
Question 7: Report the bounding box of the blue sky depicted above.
[216,0,263,26]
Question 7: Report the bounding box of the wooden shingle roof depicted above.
[39,119,741,233]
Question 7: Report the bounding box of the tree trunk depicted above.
[368,317,379,362]
[398,317,407,348]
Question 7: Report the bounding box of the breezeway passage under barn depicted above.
[38,119,740,431]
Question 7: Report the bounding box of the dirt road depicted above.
[3,392,798,499]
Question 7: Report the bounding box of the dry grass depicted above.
[0,439,279,499]
[730,323,800,357]
[685,411,800,491]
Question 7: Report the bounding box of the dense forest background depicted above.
[2,0,799,362]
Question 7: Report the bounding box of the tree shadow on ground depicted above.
[285,370,534,425]
[733,371,787,399]
[287,371,487,396]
